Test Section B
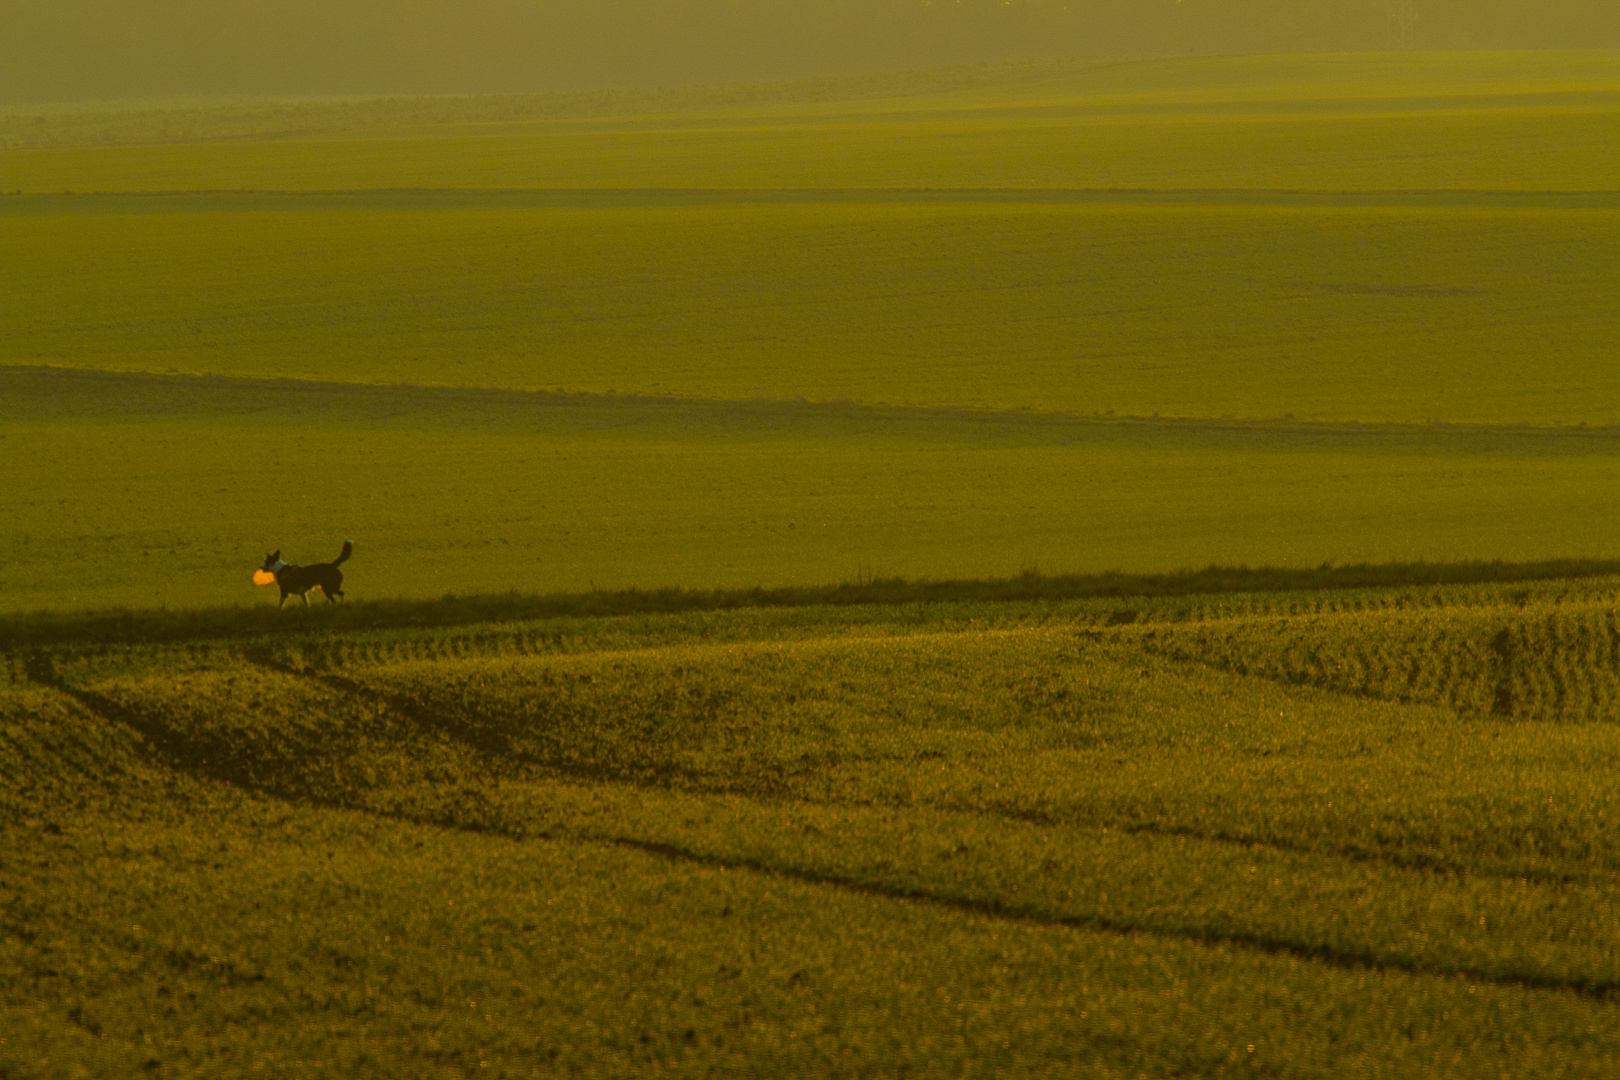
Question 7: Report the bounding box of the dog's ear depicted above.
[269,550,280,560]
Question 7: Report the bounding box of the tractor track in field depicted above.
[23,649,1616,1004]
[596,833,1620,1003]
[247,642,1616,891]
[6,364,1618,457]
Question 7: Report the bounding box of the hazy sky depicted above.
[3,1,1615,105]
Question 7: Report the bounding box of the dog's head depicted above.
[254,551,286,585]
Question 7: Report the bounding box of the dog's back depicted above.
[261,541,353,606]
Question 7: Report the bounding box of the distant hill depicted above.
[4,0,1616,107]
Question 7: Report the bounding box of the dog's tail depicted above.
[334,540,354,566]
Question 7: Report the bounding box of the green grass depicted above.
[1143,594,1620,721]
[5,577,1618,1076]
[7,51,1612,151]
[2,367,1614,613]
[5,556,1617,651]
[6,52,1617,192]
[3,51,1616,427]
[2,51,1614,612]
[10,97,1615,193]
[6,200,1615,424]
[3,53,1615,1073]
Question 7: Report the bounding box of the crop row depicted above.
[51,624,1618,995]
[9,718,1613,1078]
[1139,600,1620,722]
[246,578,1620,674]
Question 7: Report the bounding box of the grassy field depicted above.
[4,575,1618,1076]
[2,51,1616,1075]
[3,51,1616,615]
[4,52,1616,426]
[7,51,1617,191]
[3,52,1616,613]
[6,197,1615,424]
[2,365,1614,613]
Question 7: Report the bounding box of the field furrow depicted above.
[12,580,1609,1007]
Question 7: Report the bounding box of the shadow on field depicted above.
[4,559,1617,649]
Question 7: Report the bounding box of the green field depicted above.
[1,365,1615,613]
[5,576,1619,1076]
[8,197,1616,424]
[3,51,1618,612]
[3,49,1618,1077]
[5,52,1617,427]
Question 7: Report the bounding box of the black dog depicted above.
[259,541,352,607]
